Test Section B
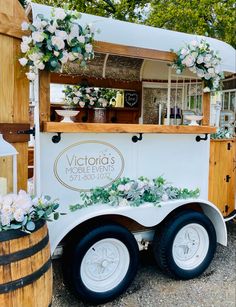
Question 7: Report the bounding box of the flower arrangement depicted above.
[172,39,224,92]
[70,176,200,211]
[0,190,62,232]
[19,8,95,80]
[211,127,234,139]
[63,85,114,108]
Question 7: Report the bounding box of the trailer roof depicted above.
[30,3,236,74]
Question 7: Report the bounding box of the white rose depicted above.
[102,100,108,107]
[26,72,36,81]
[21,21,29,31]
[203,87,211,93]
[47,24,56,34]
[55,30,68,40]
[208,67,215,74]
[32,31,44,43]
[54,8,66,20]
[0,213,11,226]
[197,55,204,64]
[78,35,85,44]
[86,88,91,93]
[204,73,211,80]
[124,183,132,192]
[79,101,85,108]
[161,194,169,202]
[33,20,43,30]
[1,204,13,216]
[180,48,188,56]
[19,57,28,66]
[75,91,82,97]
[28,52,42,62]
[176,69,182,74]
[41,20,48,28]
[119,198,129,207]
[89,100,95,106]
[85,43,93,53]
[73,97,79,104]
[68,52,76,61]
[183,54,195,67]
[117,184,125,192]
[54,51,60,57]
[204,54,212,63]
[34,60,45,70]
[2,194,14,207]
[13,208,25,222]
[51,36,65,50]
[21,34,30,45]
[189,66,197,73]
[21,42,30,53]
[70,24,79,37]
[60,51,69,64]
[196,68,204,78]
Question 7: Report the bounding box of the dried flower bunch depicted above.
[70,176,200,211]
[19,8,95,80]
[173,39,224,92]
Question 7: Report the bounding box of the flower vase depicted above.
[93,108,106,123]
[56,110,80,123]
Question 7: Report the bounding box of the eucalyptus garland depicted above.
[70,176,200,211]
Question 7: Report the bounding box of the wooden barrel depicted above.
[0,220,52,307]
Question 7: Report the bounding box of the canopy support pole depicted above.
[166,66,171,125]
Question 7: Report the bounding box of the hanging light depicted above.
[0,134,18,195]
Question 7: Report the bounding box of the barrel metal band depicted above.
[0,258,51,294]
[0,233,49,265]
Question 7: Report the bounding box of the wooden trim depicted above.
[43,122,216,134]
[50,73,142,90]
[39,71,51,127]
[202,92,210,126]
[94,41,176,62]
[0,12,28,39]
[0,123,30,143]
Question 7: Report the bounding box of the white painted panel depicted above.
[40,133,209,210]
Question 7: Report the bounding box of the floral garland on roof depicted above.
[19,8,95,80]
[172,39,224,93]
[70,176,200,211]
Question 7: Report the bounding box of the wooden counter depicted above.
[43,122,216,134]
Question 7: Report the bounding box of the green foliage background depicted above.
[32,0,235,48]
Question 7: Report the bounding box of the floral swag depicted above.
[70,176,200,211]
[19,8,95,80]
[172,39,224,92]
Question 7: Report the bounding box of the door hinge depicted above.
[224,205,229,214]
[17,126,35,137]
[227,142,231,150]
[225,175,231,182]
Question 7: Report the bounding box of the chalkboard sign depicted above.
[124,91,139,108]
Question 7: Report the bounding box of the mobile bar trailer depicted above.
[28,3,236,304]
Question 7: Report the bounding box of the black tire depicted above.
[153,210,217,280]
[66,223,139,304]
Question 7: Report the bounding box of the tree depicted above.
[33,0,148,22]
[146,0,236,48]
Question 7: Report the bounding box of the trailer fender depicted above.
[48,198,227,254]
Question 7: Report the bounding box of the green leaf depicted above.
[53,212,59,220]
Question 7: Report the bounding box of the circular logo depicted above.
[54,140,124,191]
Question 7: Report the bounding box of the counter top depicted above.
[43,122,216,134]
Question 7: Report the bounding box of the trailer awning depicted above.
[29,3,236,79]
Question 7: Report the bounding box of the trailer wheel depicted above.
[69,224,139,304]
[153,210,216,280]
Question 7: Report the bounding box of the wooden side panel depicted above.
[0,0,29,192]
[39,70,51,128]
[202,92,210,126]
[209,140,235,216]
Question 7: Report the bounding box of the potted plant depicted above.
[63,85,115,122]
[0,190,63,306]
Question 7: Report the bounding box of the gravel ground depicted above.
[52,221,236,307]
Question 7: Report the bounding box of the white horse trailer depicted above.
[29,3,236,304]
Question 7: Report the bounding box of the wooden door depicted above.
[209,139,236,216]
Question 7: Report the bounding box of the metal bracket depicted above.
[132,133,143,143]
[195,134,208,142]
[52,133,61,143]
[17,126,35,137]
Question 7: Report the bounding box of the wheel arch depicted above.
[49,199,227,254]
